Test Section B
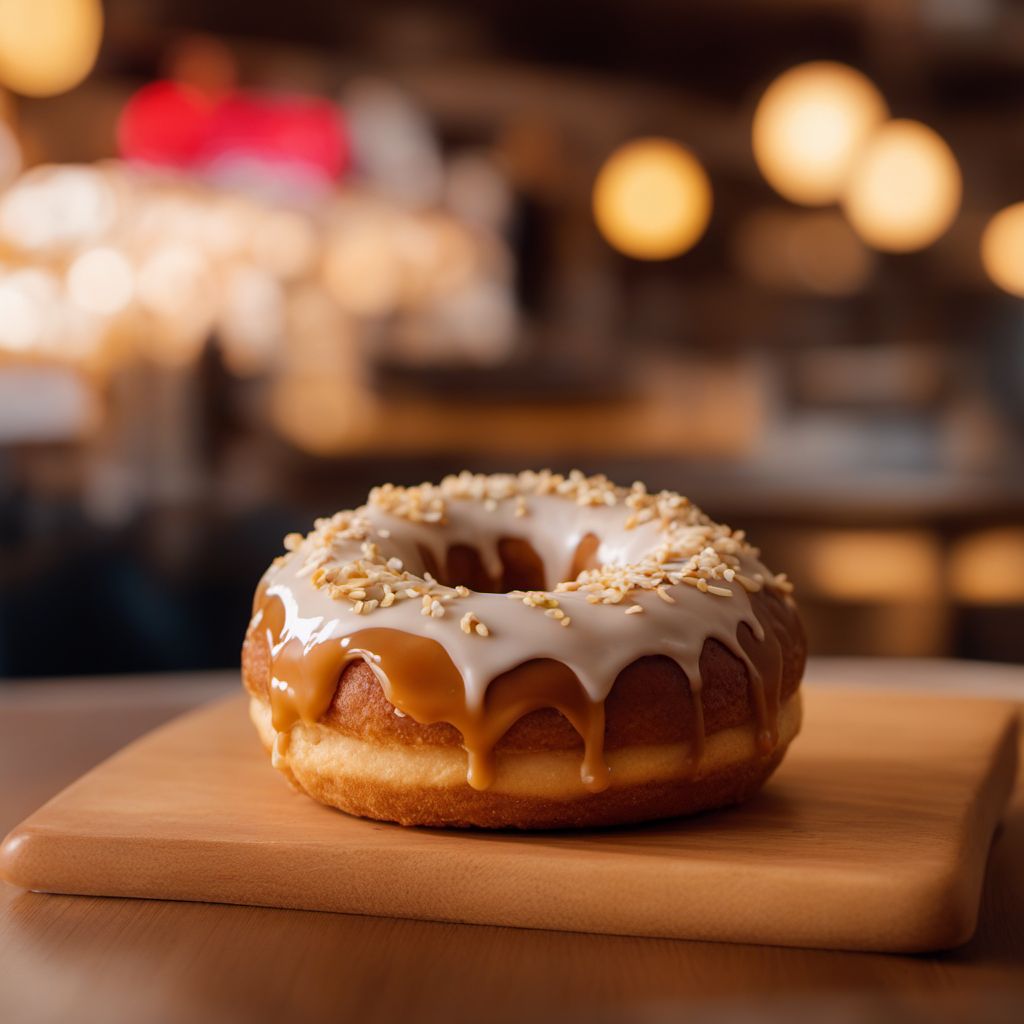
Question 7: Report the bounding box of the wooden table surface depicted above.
[1,659,1022,1024]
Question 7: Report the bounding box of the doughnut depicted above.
[242,470,806,829]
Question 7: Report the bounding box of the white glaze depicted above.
[257,478,779,718]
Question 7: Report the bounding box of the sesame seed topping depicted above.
[625,604,644,615]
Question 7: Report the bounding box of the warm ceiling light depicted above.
[752,62,888,206]
[0,0,103,98]
[980,202,1024,297]
[593,138,712,260]
[842,119,961,252]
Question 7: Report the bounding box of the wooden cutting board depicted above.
[0,686,1017,953]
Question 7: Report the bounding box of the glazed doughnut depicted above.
[242,470,806,829]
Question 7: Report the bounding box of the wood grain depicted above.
[1,685,1017,954]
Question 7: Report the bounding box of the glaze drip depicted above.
[251,471,798,793]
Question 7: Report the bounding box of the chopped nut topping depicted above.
[460,611,491,637]
[276,471,789,629]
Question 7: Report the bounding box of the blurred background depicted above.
[1,0,1022,679]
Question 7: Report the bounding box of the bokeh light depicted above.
[0,268,64,355]
[980,202,1024,297]
[592,138,712,260]
[0,0,104,98]
[137,243,212,319]
[67,247,134,316]
[250,209,318,279]
[752,62,888,206]
[322,217,403,315]
[0,164,117,252]
[217,264,284,376]
[842,119,961,252]
[0,276,45,352]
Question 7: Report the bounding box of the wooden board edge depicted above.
[908,707,1020,952]
[0,697,1019,954]
[0,696,239,890]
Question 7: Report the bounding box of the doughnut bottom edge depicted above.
[249,692,802,830]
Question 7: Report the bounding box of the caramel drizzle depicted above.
[255,579,786,795]
[259,589,610,792]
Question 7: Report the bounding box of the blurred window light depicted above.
[801,529,943,602]
[980,202,1024,297]
[0,0,103,98]
[752,62,888,206]
[842,119,961,252]
[67,247,134,316]
[949,528,1024,604]
[593,138,712,260]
